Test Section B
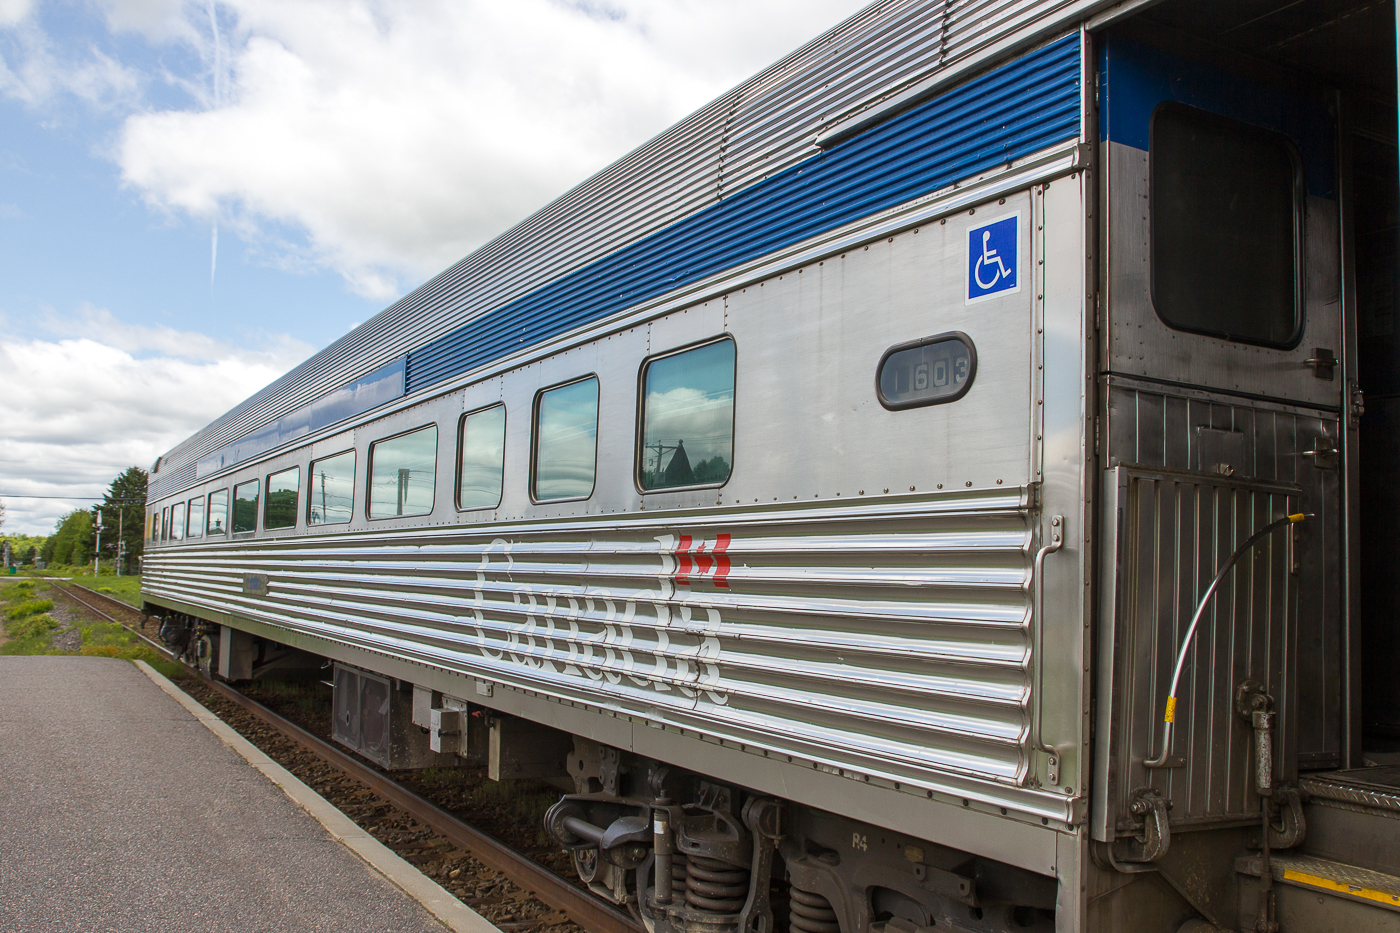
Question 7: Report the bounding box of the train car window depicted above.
[186,497,204,539]
[170,502,185,541]
[160,507,169,541]
[308,450,356,525]
[145,512,153,542]
[532,377,599,502]
[876,332,977,410]
[1151,103,1302,347]
[639,338,735,491]
[265,467,300,529]
[369,425,438,518]
[233,480,260,533]
[207,488,229,535]
[458,404,506,510]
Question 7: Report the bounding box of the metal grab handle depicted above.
[1143,513,1309,769]
[1032,516,1064,775]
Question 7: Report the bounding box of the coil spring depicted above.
[685,854,750,913]
[789,887,840,933]
[672,852,689,895]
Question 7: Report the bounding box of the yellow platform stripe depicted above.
[1281,868,1400,908]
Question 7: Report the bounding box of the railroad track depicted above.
[46,581,639,933]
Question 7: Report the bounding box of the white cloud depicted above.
[0,16,145,109]
[0,309,310,534]
[0,0,31,28]
[113,0,863,298]
[97,0,194,41]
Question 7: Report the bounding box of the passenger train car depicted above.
[141,1,1400,931]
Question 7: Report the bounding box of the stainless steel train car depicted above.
[140,2,1400,931]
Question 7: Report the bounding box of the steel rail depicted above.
[46,581,640,933]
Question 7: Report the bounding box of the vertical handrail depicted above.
[1032,515,1065,768]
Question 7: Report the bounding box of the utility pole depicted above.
[93,508,103,577]
[116,508,125,576]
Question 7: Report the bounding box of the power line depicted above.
[0,494,106,500]
[0,495,144,502]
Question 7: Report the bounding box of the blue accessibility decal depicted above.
[966,214,1019,303]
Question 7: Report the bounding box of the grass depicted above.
[0,613,59,654]
[0,575,182,678]
[6,598,54,619]
[86,575,143,608]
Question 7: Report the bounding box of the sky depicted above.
[0,0,866,535]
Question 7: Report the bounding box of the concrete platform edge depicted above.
[133,660,499,933]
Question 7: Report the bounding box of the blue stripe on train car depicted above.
[404,32,1083,395]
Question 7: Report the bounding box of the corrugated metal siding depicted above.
[403,33,1080,394]
[943,0,1083,63]
[1103,379,1344,768]
[143,493,1037,787]
[1103,466,1297,830]
[152,0,1097,500]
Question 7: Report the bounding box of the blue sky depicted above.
[0,0,862,535]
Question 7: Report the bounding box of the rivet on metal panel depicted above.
[909,486,915,492]
[999,198,1006,205]
[883,488,889,493]
[969,208,975,215]
[936,484,942,489]
[996,479,1003,485]
[858,490,864,495]
[940,219,946,225]
[965,481,972,487]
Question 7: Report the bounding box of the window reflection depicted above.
[233,480,259,533]
[170,502,185,541]
[641,339,735,490]
[208,489,229,535]
[370,425,438,518]
[533,378,599,501]
[265,467,300,529]
[459,405,506,510]
[309,450,356,525]
[187,497,204,539]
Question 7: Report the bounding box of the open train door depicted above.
[1093,18,1345,846]
[1088,2,1400,930]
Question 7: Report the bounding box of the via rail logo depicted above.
[966,212,1020,304]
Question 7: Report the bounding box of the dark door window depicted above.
[1151,103,1302,347]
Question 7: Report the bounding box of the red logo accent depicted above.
[673,533,732,588]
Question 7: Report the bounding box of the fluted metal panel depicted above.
[143,492,1036,787]
[1102,378,1344,768]
[1097,465,1299,837]
[942,0,1082,63]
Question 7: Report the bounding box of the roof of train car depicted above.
[148,0,1119,501]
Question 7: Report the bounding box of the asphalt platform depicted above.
[0,655,458,933]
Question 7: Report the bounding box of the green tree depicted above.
[46,510,94,567]
[101,467,148,571]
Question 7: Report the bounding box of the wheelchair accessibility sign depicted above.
[966,213,1020,303]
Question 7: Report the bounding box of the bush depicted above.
[6,598,54,620]
[3,610,57,638]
